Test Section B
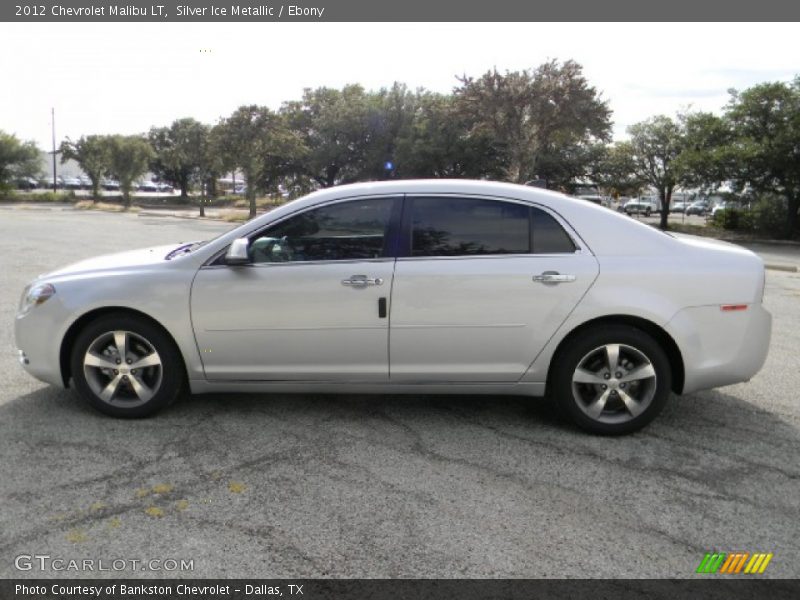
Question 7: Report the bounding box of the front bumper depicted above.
[665,303,772,395]
[14,297,70,388]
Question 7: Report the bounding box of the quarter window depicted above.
[250,198,394,263]
[410,197,530,257]
[531,207,576,254]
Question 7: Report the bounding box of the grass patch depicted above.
[0,191,77,202]
[218,209,251,223]
[75,200,139,213]
[232,196,286,209]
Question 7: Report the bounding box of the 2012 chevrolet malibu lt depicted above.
[15,180,772,434]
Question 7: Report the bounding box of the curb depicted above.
[765,264,798,273]
[137,211,235,223]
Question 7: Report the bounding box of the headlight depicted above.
[18,283,56,315]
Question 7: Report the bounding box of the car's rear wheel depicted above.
[552,325,671,435]
[70,313,185,418]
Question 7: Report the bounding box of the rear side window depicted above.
[410,197,530,257]
[531,207,576,254]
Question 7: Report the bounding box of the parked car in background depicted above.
[670,201,690,213]
[102,179,120,191]
[156,182,174,194]
[62,177,82,190]
[15,177,39,190]
[686,201,710,216]
[623,199,656,217]
[137,181,159,193]
[14,180,771,435]
[78,176,92,190]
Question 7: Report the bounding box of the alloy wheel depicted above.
[82,330,163,407]
[571,343,657,425]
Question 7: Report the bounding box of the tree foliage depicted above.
[59,135,109,199]
[0,131,41,190]
[282,85,380,188]
[590,142,645,198]
[722,78,800,237]
[214,105,306,217]
[626,115,688,229]
[105,135,154,207]
[149,118,210,199]
[454,60,612,184]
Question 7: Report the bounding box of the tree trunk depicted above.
[658,189,668,230]
[199,192,205,217]
[91,179,100,202]
[786,195,800,239]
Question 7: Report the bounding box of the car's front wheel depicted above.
[552,325,671,435]
[70,313,185,418]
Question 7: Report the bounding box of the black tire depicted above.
[644,208,651,217]
[70,313,185,418]
[551,325,671,435]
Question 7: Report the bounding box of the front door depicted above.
[191,196,400,381]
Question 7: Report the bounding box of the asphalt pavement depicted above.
[0,206,798,579]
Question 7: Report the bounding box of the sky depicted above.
[1,22,798,150]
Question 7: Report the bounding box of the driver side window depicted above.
[250,198,395,263]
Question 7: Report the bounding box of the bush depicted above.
[751,195,787,236]
[0,190,76,202]
[713,209,742,230]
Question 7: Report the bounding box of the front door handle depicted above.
[341,275,384,287]
[532,271,576,284]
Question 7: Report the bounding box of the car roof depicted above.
[219,179,676,258]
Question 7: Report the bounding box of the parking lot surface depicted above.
[1,207,798,578]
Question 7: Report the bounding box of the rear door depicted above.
[389,195,599,382]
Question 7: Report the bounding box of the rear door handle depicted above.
[532,271,576,284]
[341,275,384,287]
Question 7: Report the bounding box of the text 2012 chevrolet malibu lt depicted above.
[15,180,771,434]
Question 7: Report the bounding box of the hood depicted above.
[42,243,189,279]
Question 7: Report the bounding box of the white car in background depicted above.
[15,180,771,435]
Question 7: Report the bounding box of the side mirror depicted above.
[224,237,251,265]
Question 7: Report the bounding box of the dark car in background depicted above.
[686,200,711,216]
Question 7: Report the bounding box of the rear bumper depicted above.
[665,304,772,394]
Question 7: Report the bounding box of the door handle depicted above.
[532,271,576,284]
[341,275,384,287]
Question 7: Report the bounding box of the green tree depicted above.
[196,124,225,217]
[723,79,800,238]
[626,115,688,229]
[454,60,612,184]
[59,135,109,199]
[149,118,209,199]
[282,85,378,188]
[105,135,154,208]
[214,105,306,218]
[589,141,645,198]
[0,131,41,191]
[677,111,734,194]
[394,91,501,179]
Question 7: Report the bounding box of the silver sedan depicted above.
[14,180,772,434]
